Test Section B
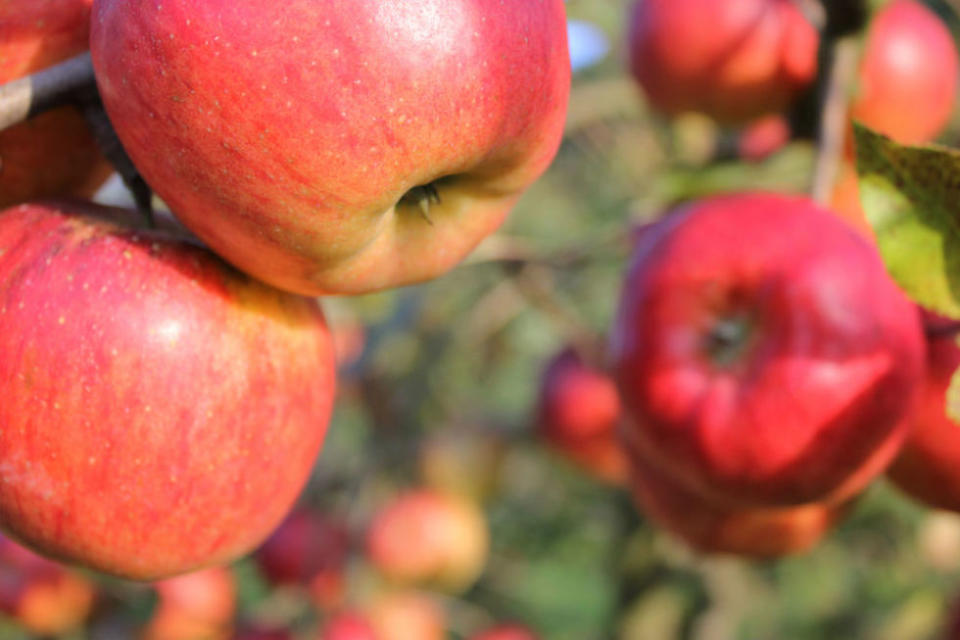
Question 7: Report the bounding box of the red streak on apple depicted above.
[612,193,923,508]
[0,201,336,580]
[0,0,112,207]
[90,0,571,295]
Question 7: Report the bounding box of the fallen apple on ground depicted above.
[0,201,336,580]
[90,0,571,295]
[0,0,112,207]
[611,193,924,509]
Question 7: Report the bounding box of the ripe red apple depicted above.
[624,433,850,557]
[469,624,540,640]
[851,0,959,145]
[366,489,488,592]
[90,0,571,296]
[611,193,924,509]
[887,313,960,511]
[144,567,236,640]
[0,535,95,635]
[536,348,629,485]
[0,201,337,580]
[627,0,818,124]
[0,0,113,207]
[320,612,377,640]
[255,509,350,611]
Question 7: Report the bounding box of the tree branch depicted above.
[0,53,96,132]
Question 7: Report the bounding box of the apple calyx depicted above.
[399,182,443,226]
[705,314,754,369]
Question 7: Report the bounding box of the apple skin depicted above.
[90,0,571,296]
[611,193,924,508]
[469,624,540,640]
[627,0,818,124]
[0,535,95,635]
[851,0,959,145]
[366,489,489,592]
[623,432,849,557]
[536,348,629,485]
[0,0,113,207]
[0,201,337,580]
[144,567,236,640]
[254,509,350,610]
[367,592,446,640]
[887,313,960,512]
[737,115,790,163]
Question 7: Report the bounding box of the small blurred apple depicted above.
[143,567,236,640]
[366,490,488,592]
[469,623,541,640]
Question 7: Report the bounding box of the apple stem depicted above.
[706,316,752,368]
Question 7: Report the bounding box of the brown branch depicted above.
[810,37,860,204]
[0,53,96,132]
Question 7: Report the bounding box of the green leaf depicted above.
[853,123,960,319]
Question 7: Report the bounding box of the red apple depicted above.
[366,489,488,592]
[469,624,540,640]
[367,592,446,640]
[90,0,571,296]
[887,313,960,511]
[0,0,113,207]
[320,612,377,640]
[627,0,818,124]
[611,193,924,508]
[624,433,849,557]
[851,0,959,145]
[737,115,791,163]
[0,535,95,635]
[255,509,350,611]
[829,161,872,238]
[144,567,236,640]
[536,348,629,484]
[0,201,336,580]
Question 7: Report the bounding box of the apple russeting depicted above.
[0,0,112,207]
[90,0,571,296]
[611,193,924,509]
[0,201,336,580]
[627,0,818,124]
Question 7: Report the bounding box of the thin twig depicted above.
[811,37,860,204]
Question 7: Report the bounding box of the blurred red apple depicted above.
[851,0,959,145]
[0,201,336,579]
[0,535,95,635]
[469,623,540,640]
[536,348,629,484]
[0,0,112,207]
[366,490,488,592]
[627,0,818,124]
[611,193,924,508]
[367,592,446,640]
[737,115,791,163]
[888,313,960,511]
[144,567,236,640]
[624,434,850,557]
[829,161,872,238]
[90,0,571,295]
[320,612,377,640]
[255,509,350,611]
